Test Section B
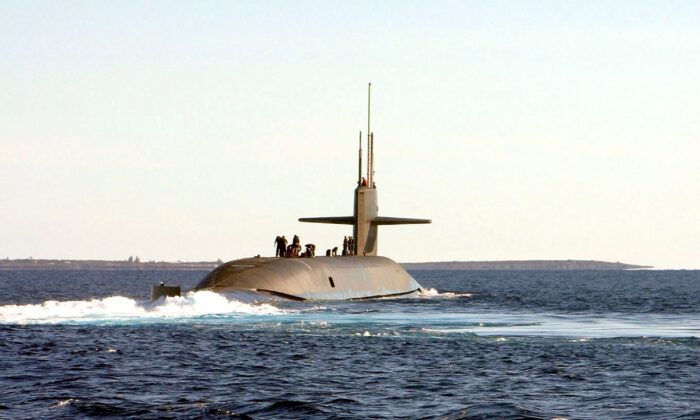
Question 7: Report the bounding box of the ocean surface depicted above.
[0,269,698,419]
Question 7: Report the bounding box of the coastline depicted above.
[0,258,651,271]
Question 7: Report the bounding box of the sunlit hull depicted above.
[194,256,422,301]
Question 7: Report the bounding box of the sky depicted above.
[1,1,698,268]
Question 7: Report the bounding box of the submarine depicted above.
[153,84,431,301]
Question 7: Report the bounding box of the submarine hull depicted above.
[194,256,422,301]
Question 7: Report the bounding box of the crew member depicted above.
[275,236,286,257]
[287,243,301,257]
[305,244,316,257]
[342,236,349,256]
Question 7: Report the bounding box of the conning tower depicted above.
[299,83,431,255]
[192,83,430,300]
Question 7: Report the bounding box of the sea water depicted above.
[0,269,698,419]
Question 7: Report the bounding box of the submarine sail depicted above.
[193,84,430,300]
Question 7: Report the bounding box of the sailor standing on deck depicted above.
[274,236,285,257]
[342,236,349,256]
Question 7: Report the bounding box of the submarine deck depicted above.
[194,256,422,301]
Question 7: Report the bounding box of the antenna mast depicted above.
[358,131,362,186]
[367,82,372,187]
[370,132,374,187]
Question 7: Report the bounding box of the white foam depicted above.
[0,291,287,325]
[418,288,472,299]
[50,399,77,409]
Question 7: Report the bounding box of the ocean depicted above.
[0,269,698,419]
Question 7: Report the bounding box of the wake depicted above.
[0,291,287,325]
[418,288,472,299]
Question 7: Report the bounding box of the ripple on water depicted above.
[0,269,698,419]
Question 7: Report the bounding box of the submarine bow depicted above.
[195,256,422,301]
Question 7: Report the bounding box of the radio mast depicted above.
[367,82,373,187]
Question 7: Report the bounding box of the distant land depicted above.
[402,260,652,270]
[0,259,221,271]
[0,258,651,271]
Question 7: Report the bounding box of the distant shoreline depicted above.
[0,258,652,271]
[0,259,219,271]
[401,260,652,270]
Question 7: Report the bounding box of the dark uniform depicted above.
[305,244,316,257]
[275,236,288,257]
[274,236,282,257]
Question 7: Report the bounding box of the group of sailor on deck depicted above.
[274,234,355,258]
[342,236,355,256]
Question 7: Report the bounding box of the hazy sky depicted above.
[1,1,698,268]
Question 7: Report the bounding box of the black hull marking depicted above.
[256,289,306,301]
[348,288,421,301]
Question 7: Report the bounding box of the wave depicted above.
[418,312,700,339]
[0,291,287,325]
[418,288,472,299]
[2,291,697,341]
